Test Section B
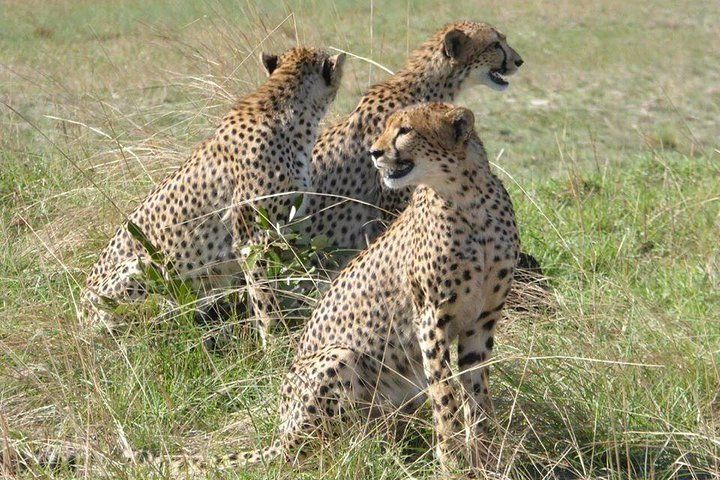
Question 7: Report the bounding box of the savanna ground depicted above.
[1,0,719,478]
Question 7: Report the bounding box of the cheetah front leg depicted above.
[79,257,152,333]
[239,251,282,348]
[417,307,466,472]
[229,206,281,348]
[457,309,501,470]
[243,259,272,346]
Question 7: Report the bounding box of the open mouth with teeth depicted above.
[488,69,509,87]
[382,160,414,180]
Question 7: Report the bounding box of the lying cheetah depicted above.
[79,48,345,343]
[154,102,517,475]
[303,21,523,251]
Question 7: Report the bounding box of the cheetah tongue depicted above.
[488,70,508,86]
[384,161,414,180]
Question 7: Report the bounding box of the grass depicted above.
[1,0,719,478]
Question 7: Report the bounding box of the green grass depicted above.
[1,0,719,478]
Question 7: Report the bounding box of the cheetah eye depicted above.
[397,127,412,136]
[493,41,502,49]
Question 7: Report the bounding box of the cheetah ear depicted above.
[442,29,469,59]
[445,107,475,144]
[260,53,279,76]
[321,53,346,86]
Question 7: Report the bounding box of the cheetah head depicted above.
[260,48,346,101]
[436,21,523,92]
[370,103,479,191]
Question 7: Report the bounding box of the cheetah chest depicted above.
[417,224,516,337]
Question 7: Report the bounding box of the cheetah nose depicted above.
[369,148,384,160]
[515,58,524,67]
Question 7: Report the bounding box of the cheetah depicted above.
[12,102,518,477]
[302,21,523,251]
[149,102,517,475]
[79,47,345,344]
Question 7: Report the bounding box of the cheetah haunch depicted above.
[79,47,345,344]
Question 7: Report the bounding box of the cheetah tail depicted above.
[159,440,286,475]
[211,439,285,469]
[3,440,286,475]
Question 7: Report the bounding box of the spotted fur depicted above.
[16,102,519,477]
[79,48,345,344]
[302,21,523,250]
[164,102,519,474]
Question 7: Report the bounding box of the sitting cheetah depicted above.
[79,48,345,344]
[267,103,518,473]
[13,102,518,477]
[302,21,523,251]
[153,102,517,475]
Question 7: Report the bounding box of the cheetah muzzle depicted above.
[480,40,523,91]
[487,68,509,87]
[372,152,415,184]
[383,160,414,181]
[370,148,415,187]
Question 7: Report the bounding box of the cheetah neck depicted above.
[389,57,467,103]
[239,77,330,128]
[418,139,494,210]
